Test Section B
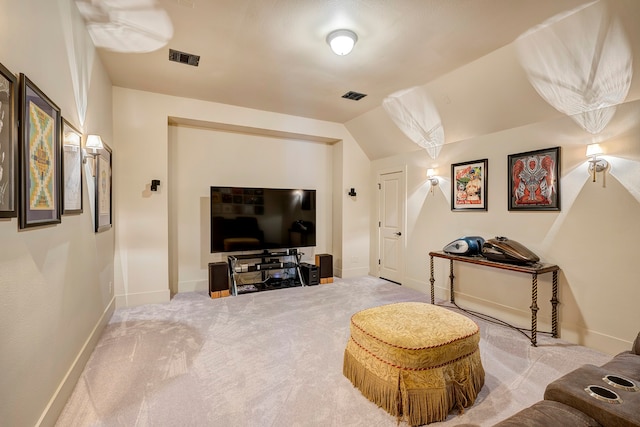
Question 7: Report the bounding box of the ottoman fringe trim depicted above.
[344,349,402,417]
[344,348,485,426]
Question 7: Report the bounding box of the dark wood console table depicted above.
[428,251,560,346]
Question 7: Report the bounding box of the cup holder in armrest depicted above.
[584,385,623,404]
[603,374,639,392]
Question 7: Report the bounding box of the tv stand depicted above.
[227,249,305,295]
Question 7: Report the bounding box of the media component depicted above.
[210,187,316,253]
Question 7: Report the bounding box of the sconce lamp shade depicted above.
[586,143,603,157]
[585,143,608,182]
[426,168,438,188]
[327,29,357,55]
[86,134,104,152]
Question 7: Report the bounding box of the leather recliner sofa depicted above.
[494,332,640,427]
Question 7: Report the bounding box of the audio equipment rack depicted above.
[227,249,305,296]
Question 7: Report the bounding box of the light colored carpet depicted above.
[56,276,610,426]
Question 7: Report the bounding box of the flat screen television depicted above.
[210,186,316,253]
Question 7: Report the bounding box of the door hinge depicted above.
[378,259,381,265]
[378,221,381,227]
[378,183,381,190]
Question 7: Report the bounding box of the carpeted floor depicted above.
[55,276,610,426]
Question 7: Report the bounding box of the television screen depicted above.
[210,187,316,253]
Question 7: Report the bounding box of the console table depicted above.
[428,251,560,346]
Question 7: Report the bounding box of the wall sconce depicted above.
[347,187,357,197]
[427,168,439,193]
[83,134,104,176]
[326,29,358,55]
[151,179,160,191]
[586,143,608,182]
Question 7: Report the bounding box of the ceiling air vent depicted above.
[342,91,367,101]
[169,49,200,66]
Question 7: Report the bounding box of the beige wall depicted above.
[168,124,335,293]
[4,2,636,424]
[361,14,640,355]
[0,0,114,425]
[339,137,372,275]
[113,87,371,306]
[370,100,640,356]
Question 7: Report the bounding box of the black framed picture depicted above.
[0,61,17,218]
[62,119,83,214]
[18,74,62,229]
[451,159,488,211]
[95,142,112,232]
[508,146,560,211]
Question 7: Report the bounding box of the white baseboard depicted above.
[339,266,369,278]
[401,276,427,293]
[115,289,170,308]
[37,297,115,427]
[555,325,632,356]
[178,279,208,293]
[435,285,632,356]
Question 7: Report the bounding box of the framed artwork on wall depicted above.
[62,119,83,214]
[18,74,62,229]
[0,61,17,218]
[508,146,560,211]
[451,158,488,211]
[95,142,112,232]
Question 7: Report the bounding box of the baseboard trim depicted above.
[115,289,170,308]
[178,279,208,293]
[339,266,368,278]
[401,276,425,291]
[37,296,115,427]
[553,325,632,356]
[435,285,632,355]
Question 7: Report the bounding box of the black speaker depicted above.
[208,262,229,294]
[315,254,333,282]
[300,262,319,286]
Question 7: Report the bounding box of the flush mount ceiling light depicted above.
[326,29,357,55]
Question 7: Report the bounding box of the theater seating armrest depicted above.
[600,351,640,382]
[493,400,601,427]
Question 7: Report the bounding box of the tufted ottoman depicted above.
[343,302,484,426]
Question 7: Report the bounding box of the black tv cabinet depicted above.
[227,249,305,296]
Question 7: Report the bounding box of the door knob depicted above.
[395,232,402,236]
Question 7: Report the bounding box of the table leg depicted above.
[449,259,455,303]
[551,271,559,338]
[429,255,435,304]
[530,273,539,346]
[228,259,238,296]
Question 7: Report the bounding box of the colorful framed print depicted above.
[0,61,17,218]
[451,159,488,211]
[508,146,560,211]
[95,142,112,232]
[62,119,83,214]
[18,74,62,229]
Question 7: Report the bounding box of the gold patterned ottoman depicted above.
[343,302,484,426]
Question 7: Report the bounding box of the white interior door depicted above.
[378,170,405,284]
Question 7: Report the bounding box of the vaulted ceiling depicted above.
[84,0,640,159]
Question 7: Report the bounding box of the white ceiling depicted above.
[88,0,640,159]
